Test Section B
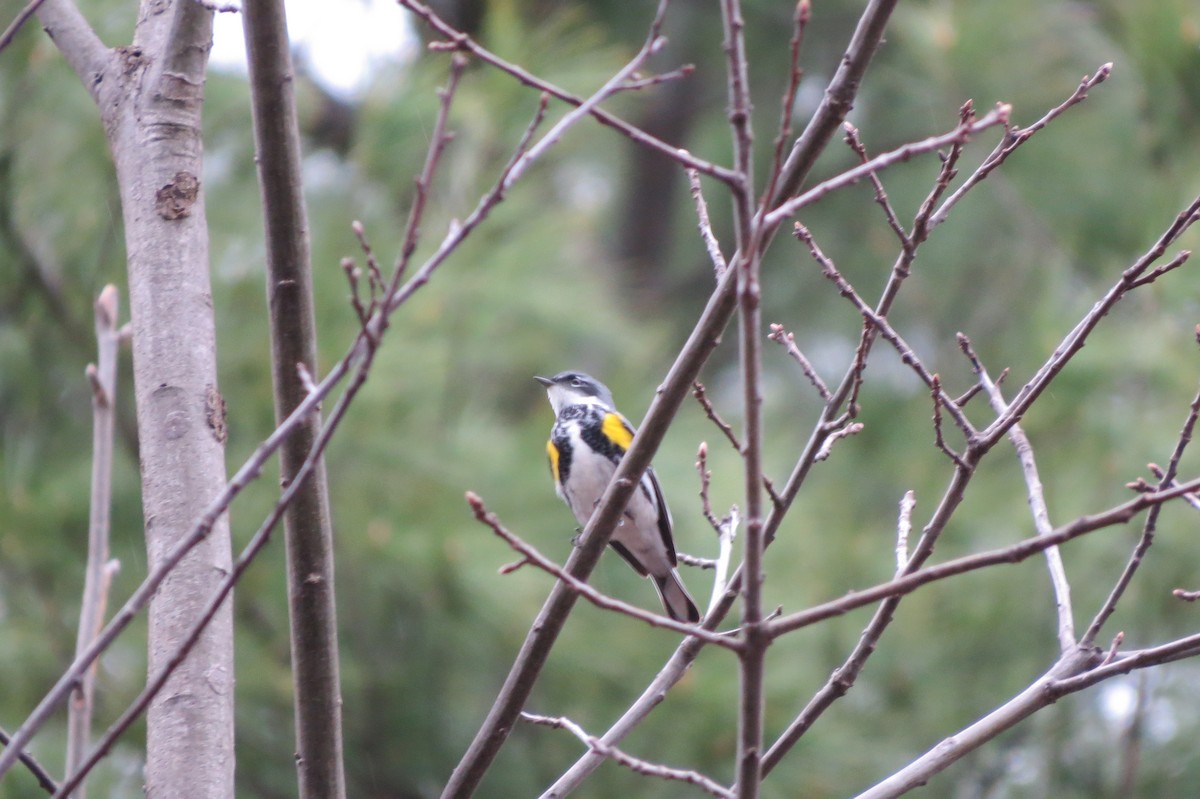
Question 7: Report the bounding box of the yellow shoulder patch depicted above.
[602,413,634,452]
[546,439,561,482]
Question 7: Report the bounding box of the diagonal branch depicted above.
[523,713,734,799]
[31,0,110,102]
[467,492,739,649]
[398,0,737,184]
[1081,380,1200,645]
[959,334,1075,651]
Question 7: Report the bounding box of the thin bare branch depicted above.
[242,0,348,790]
[522,713,734,799]
[386,54,467,301]
[758,0,810,219]
[767,474,1200,639]
[856,630,1200,799]
[620,63,694,92]
[1082,379,1200,645]
[688,169,728,278]
[813,421,864,462]
[930,375,970,469]
[0,725,57,795]
[765,104,1010,227]
[399,0,737,184]
[795,224,977,437]
[928,63,1113,230]
[767,323,830,400]
[842,123,909,246]
[959,333,1074,651]
[696,441,723,532]
[466,492,738,649]
[693,382,742,451]
[0,0,49,55]
[66,285,121,799]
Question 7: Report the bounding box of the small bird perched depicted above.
[535,371,700,623]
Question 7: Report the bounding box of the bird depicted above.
[535,370,700,623]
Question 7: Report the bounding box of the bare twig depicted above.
[959,333,1075,651]
[895,490,915,574]
[466,492,737,648]
[765,104,1010,227]
[813,421,864,462]
[928,63,1113,230]
[1082,380,1200,645]
[757,0,809,220]
[766,473,1200,639]
[0,725,57,795]
[1128,249,1191,289]
[795,224,977,438]
[767,323,830,400]
[399,0,737,184]
[717,1,770,792]
[385,55,467,304]
[696,441,722,532]
[688,169,728,278]
[693,382,741,451]
[2,0,53,56]
[66,285,121,799]
[930,375,970,469]
[856,630,1200,799]
[522,713,734,799]
[842,123,909,246]
[621,64,695,92]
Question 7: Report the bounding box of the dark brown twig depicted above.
[693,382,741,451]
[696,442,722,532]
[842,123,909,246]
[0,725,57,795]
[930,374,969,469]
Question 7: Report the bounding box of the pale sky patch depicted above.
[210,0,417,99]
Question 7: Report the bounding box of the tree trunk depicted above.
[37,0,237,795]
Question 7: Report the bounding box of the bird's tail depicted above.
[654,569,701,623]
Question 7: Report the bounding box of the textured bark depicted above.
[38,0,236,796]
[241,0,347,796]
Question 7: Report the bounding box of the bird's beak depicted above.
[534,375,553,387]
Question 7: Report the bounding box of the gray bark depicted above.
[38,0,236,796]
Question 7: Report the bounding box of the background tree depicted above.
[1,0,1199,798]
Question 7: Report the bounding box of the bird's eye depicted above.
[571,378,583,387]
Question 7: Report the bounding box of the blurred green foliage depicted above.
[2,0,1200,797]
